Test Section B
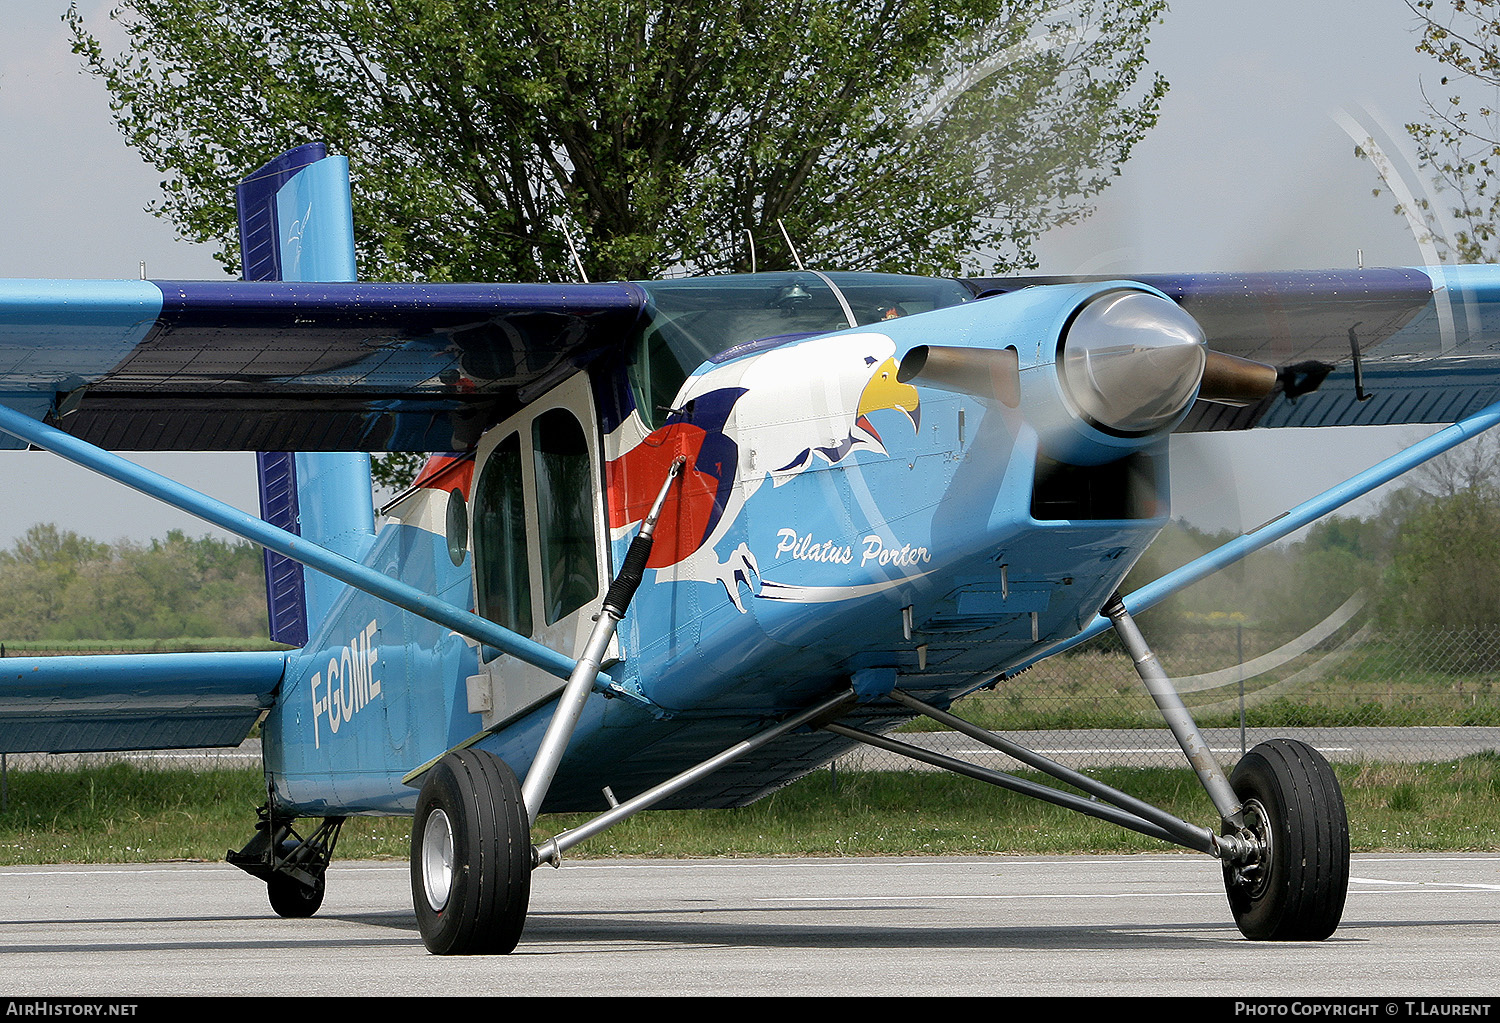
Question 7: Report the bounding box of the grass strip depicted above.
[2,753,1499,866]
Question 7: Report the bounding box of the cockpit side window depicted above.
[626,272,971,430]
[627,273,849,430]
[822,272,974,326]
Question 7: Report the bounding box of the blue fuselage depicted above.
[263,274,1184,817]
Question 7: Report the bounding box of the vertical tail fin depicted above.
[256,451,306,646]
[238,145,374,647]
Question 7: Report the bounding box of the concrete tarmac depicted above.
[1,853,1498,998]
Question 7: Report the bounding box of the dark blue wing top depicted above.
[971,265,1500,432]
[1,264,1498,452]
[0,278,647,451]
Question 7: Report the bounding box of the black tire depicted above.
[267,871,325,918]
[410,748,531,955]
[1223,739,1349,941]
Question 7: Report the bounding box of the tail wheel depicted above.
[267,871,325,918]
[411,748,532,955]
[1223,739,1349,941]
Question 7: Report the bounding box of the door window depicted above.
[472,432,532,640]
[532,407,599,625]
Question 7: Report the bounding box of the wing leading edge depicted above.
[0,277,647,452]
[2,264,1497,454]
[972,265,1500,432]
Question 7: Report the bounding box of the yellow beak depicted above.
[858,357,921,430]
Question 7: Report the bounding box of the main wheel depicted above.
[1222,739,1349,941]
[411,748,532,955]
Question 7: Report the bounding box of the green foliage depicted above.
[1380,486,1500,666]
[0,764,266,864]
[1120,513,1381,642]
[1122,446,1500,646]
[1371,0,1500,263]
[66,0,1168,283]
[0,525,267,642]
[370,451,427,497]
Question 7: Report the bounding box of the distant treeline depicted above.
[1128,469,1500,653]
[0,525,267,642]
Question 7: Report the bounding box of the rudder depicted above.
[238,145,374,645]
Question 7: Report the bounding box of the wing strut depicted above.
[0,402,613,694]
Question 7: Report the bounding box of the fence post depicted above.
[2,643,6,810]
[1237,623,1246,757]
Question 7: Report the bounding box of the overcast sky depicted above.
[0,0,1463,547]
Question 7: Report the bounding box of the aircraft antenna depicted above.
[562,224,589,283]
[777,219,805,271]
[746,229,757,274]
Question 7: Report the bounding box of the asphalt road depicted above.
[838,726,1500,769]
[2,853,1498,998]
[7,725,1496,775]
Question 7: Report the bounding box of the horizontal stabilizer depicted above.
[0,649,286,753]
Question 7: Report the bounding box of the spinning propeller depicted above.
[896,286,1285,459]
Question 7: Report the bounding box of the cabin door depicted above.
[466,371,612,728]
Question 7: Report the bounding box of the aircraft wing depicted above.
[4,265,1498,455]
[0,278,647,452]
[969,265,1500,432]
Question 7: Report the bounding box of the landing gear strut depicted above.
[398,572,1350,953]
[228,809,345,918]
[825,598,1351,942]
[406,456,684,955]
[1103,593,1350,940]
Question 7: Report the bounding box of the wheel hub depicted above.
[1228,797,1272,895]
[421,808,455,912]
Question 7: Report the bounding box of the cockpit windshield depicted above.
[628,271,972,428]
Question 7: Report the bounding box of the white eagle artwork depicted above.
[650,330,922,610]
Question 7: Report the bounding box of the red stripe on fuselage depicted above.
[607,424,728,569]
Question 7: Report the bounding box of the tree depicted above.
[0,527,268,643]
[1405,429,1500,497]
[1386,0,1500,263]
[1371,428,1500,650]
[67,0,1167,284]
[0,525,109,639]
[1382,486,1500,638]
